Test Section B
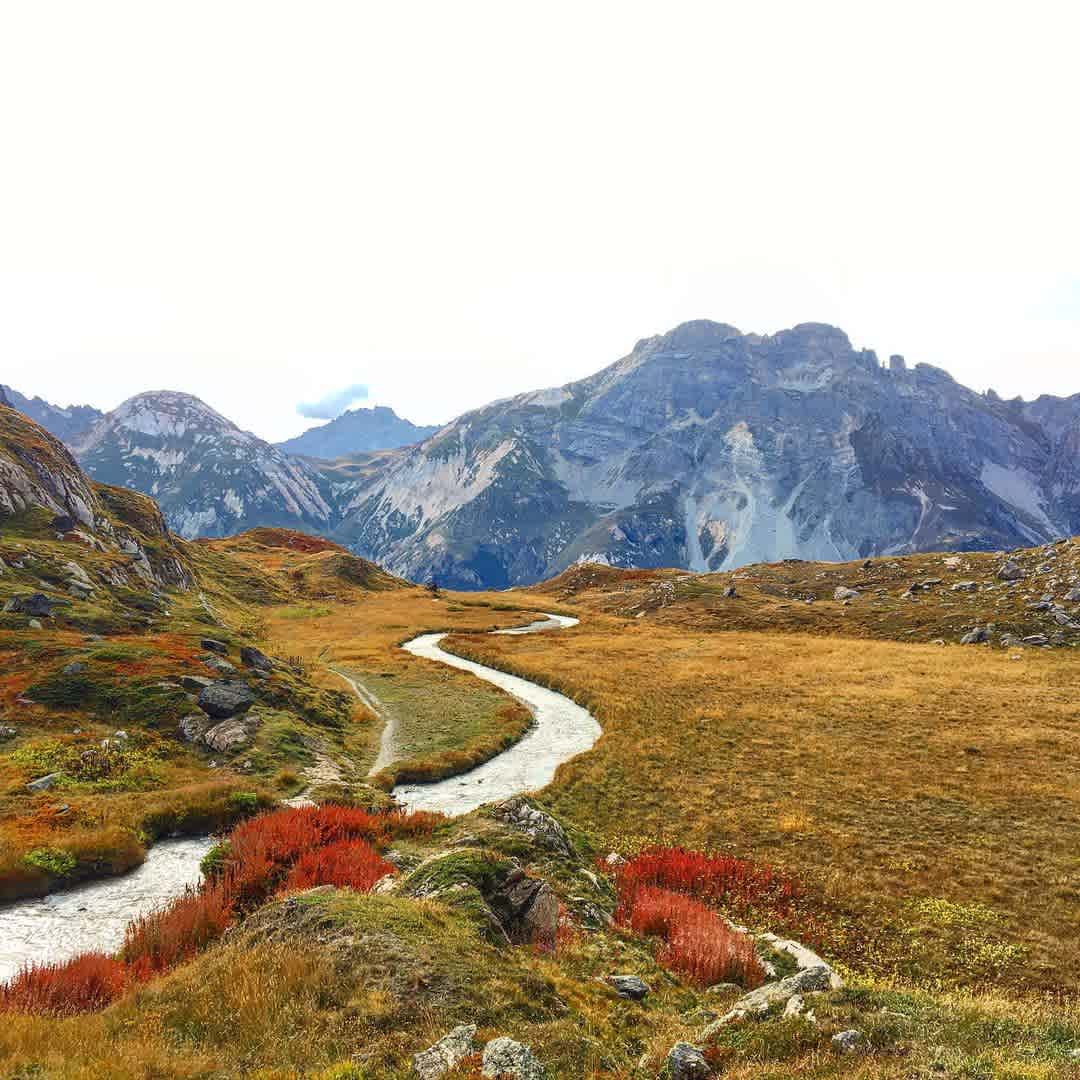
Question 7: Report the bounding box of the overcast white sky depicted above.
[1,1,1078,441]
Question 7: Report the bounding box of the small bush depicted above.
[281,839,394,892]
[0,953,129,1015]
[22,847,76,878]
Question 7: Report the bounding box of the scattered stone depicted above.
[603,852,625,868]
[28,619,42,630]
[607,974,650,1001]
[721,585,737,599]
[702,965,835,1032]
[413,1024,477,1080]
[197,680,256,720]
[201,638,230,655]
[960,627,990,645]
[1065,588,1080,603]
[833,587,859,601]
[1022,634,1049,646]
[0,725,16,741]
[832,1029,869,1055]
[997,559,1026,581]
[61,661,87,676]
[240,646,273,673]
[491,796,573,856]
[181,675,212,692]
[5,593,55,617]
[178,715,209,742]
[481,1036,545,1079]
[202,715,259,753]
[204,656,235,674]
[666,1042,711,1079]
[27,773,61,792]
[951,581,978,592]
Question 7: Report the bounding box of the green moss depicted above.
[22,847,77,877]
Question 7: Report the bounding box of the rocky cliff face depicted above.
[276,406,440,459]
[0,403,193,589]
[75,392,333,540]
[335,321,1080,588]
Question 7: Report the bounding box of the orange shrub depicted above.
[0,953,129,1015]
[281,839,394,892]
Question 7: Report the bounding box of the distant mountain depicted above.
[0,384,103,445]
[334,321,1080,588]
[277,406,440,459]
[75,391,333,539]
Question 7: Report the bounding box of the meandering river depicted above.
[0,612,597,979]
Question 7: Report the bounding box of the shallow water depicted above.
[394,613,601,815]
[0,836,214,981]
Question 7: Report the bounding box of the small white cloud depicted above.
[297,383,369,419]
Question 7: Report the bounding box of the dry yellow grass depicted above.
[451,615,1080,991]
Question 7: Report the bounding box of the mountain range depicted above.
[7,320,1080,585]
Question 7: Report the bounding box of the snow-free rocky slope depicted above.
[336,321,1080,588]
[74,392,332,539]
[276,405,440,459]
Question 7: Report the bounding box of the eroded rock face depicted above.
[488,869,560,950]
[334,320,1080,588]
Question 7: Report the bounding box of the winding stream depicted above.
[0,612,597,979]
[0,836,214,982]
[394,613,601,815]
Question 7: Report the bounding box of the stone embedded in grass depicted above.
[607,974,650,1000]
[701,965,835,1033]
[413,1023,477,1080]
[201,638,229,655]
[960,626,990,644]
[831,1029,868,1054]
[197,680,256,720]
[833,587,859,601]
[491,796,573,857]
[203,715,260,753]
[666,1041,711,1079]
[240,646,273,673]
[997,559,1026,581]
[481,1036,545,1079]
[27,772,61,792]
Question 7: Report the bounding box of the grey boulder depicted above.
[666,1042,711,1079]
[481,1037,544,1079]
[413,1023,477,1080]
[197,680,256,720]
[607,974,650,1001]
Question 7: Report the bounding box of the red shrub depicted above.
[0,953,129,1015]
[123,879,234,975]
[281,839,394,893]
[610,846,802,922]
[626,885,765,987]
[0,805,440,1017]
